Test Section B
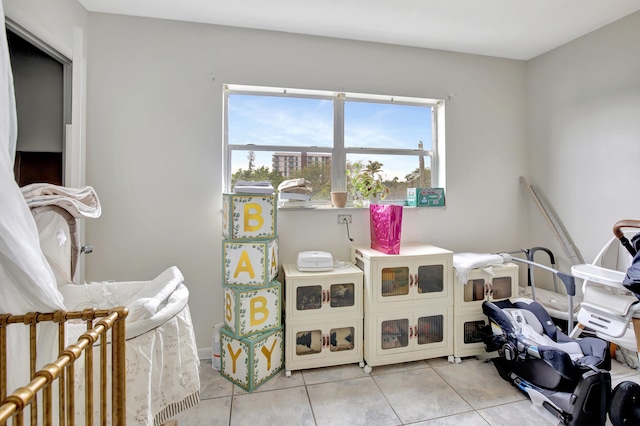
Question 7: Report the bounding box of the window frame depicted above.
[223,84,445,202]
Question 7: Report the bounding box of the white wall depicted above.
[527,11,640,271]
[84,13,528,348]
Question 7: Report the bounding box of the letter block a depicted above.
[222,238,278,286]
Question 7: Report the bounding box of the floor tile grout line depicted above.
[431,358,488,411]
[368,370,404,426]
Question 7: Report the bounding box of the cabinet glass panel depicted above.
[329,326,355,352]
[381,319,409,349]
[491,277,512,299]
[381,267,409,297]
[416,264,444,294]
[463,320,486,344]
[330,283,355,308]
[296,285,322,311]
[464,279,486,302]
[295,329,322,356]
[416,315,443,345]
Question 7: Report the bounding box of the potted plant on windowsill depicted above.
[347,161,390,207]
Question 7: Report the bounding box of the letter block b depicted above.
[223,280,281,338]
[222,193,276,240]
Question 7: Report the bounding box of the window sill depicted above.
[277,202,446,211]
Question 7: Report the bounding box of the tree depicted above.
[365,160,383,175]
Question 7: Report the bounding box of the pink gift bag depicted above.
[369,204,403,254]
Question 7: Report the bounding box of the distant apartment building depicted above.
[272,152,331,177]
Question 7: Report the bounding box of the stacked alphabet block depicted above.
[220,193,284,391]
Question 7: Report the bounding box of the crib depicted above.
[0,184,200,425]
[0,306,128,425]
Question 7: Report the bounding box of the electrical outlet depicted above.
[337,214,352,224]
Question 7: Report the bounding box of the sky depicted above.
[228,94,433,180]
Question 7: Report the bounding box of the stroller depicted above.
[482,254,640,425]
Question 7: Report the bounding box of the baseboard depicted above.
[198,346,212,361]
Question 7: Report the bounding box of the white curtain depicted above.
[0,0,65,396]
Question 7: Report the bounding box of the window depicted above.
[223,85,445,206]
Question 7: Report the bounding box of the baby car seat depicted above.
[482,298,611,426]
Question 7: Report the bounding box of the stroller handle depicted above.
[613,219,640,257]
[613,219,640,238]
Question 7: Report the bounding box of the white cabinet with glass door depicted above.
[284,319,363,374]
[353,243,453,307]
[283,264,362,321]
[282,264,364,376]
[365,306,452,366]
[453,263,519,313]
[452,263,519,359]
[351,243,454,372]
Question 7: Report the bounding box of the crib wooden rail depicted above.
[0,307,128,426]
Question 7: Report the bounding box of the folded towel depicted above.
[21,183,102,218]
[278,178,312,194]
[453,252,511,284]
[126,266,184,321]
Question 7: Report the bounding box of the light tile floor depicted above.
[170,357,640,426]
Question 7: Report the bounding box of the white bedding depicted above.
[60,267,201,426]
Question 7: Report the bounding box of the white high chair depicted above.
[569,220,640,366]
